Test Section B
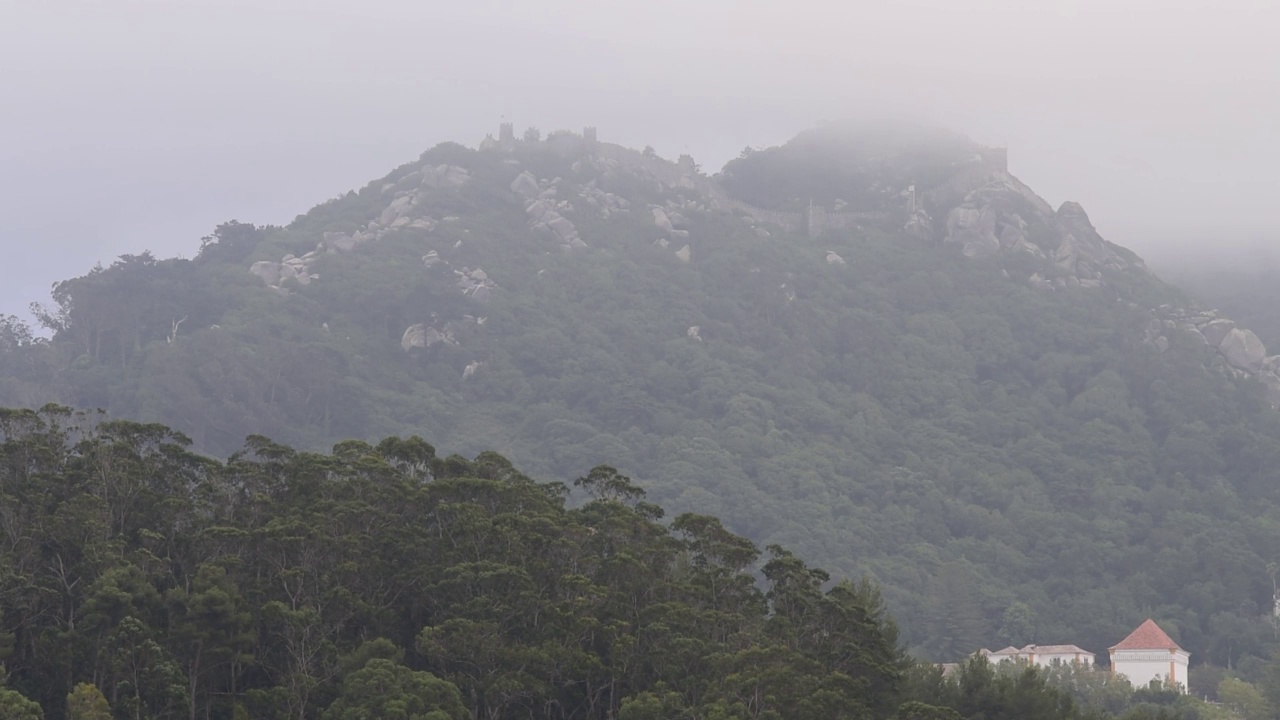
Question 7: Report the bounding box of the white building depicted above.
[980,644,1095,667]
[1108,619,1189,693]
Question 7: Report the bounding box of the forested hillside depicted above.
[0,405,1178,720]
[0,406,1260,720]
[3,124,1280,674]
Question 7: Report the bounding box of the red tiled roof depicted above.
[1110,619,1183,651]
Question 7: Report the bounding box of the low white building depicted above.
[980,644,1095,667]
[1108,619,1189,693]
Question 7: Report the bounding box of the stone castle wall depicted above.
[486,124,899,237]
[808,206,890,237]
[722,199,889,237]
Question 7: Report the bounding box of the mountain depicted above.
[4,121,1280,667]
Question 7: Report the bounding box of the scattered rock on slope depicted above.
[1150,308,1280,408]
[513,173,585,250]
[1219,328,1267,373]
[401,322,458,352]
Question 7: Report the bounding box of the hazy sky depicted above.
[2,0,1277,319]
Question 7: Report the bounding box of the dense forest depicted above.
[3,125,1280,682]
[0,405,1259,720]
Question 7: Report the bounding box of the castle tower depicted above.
[583,126,597,145]
[807,200,827,238]
[982,147,1008,174]
[498,122,515,151]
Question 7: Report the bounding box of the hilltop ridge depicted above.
[240,121,1279,405]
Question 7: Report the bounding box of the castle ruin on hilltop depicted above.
[479,123,1008,239]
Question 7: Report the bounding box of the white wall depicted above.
[1036,652,1093,667]
[986,651,1095,668]
[1111,650,1189,692]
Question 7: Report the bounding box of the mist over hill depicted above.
[4,123,1280,671]
[1150,240,1280,355]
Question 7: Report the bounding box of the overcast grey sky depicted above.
[2,0,1277,319]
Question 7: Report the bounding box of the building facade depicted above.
[980,644,1095,667]
[1108,619,1190,693]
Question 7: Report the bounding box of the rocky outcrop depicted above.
[249,261,281,286]
[1201,319,1236,348]
[326,233,357,253]
[278,255,314,286]
[944,205,999,257]
[379,195,414,226]
[653,207,676,234]
[401,322,458,352]
[512,172,586,250]
[1051,202,1137,282]
[930,154,1141,291]
[510,171,539,198]
[247,252,322,294]
[421,164,471,189]
[455,267,497,301]
[825,251,846,265]
[248,160,463,292]
[652,206,690,238]
[1148,307,1280,408]
[1219,328,1267,373]
[577,181,630,218]
[942,180,1050,261]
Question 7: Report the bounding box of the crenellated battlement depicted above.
[498,122,516,151]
